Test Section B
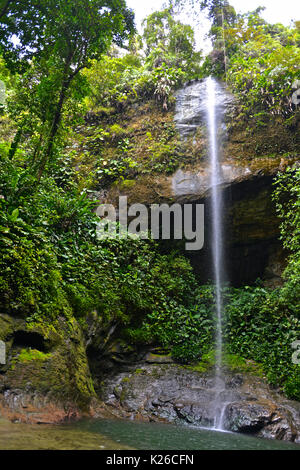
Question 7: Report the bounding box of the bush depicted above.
[224,285,300,400]
[125,284,215,363]
[228,43,300,117]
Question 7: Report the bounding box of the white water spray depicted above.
[175,77,228,430]
[206,77,225,430]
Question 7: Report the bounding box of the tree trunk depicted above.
[221,7,227,82]
[9,128,22,160]
[37,76,71,181]
[0,0,13,20]
[36,49,85,181]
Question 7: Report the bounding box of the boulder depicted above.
[0,314,96,423]
[223,400,298,441]
[99,363,300,442]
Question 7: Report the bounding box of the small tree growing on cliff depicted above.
[172,0,237,77]
[142,7,202,73]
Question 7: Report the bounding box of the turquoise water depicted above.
[0,417,131,450]
[1,416,300,450]
[71,419,300,451]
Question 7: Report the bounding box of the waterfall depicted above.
[206,76,226,430]
[174,77,228,430]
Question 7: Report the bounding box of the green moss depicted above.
[187,351,215,373]
[149,353,172,358]
[26,321,62,347]
[4,317,96,410]
[223,353,264,376]
[121,377,130,383]
[18,348,52,363]
[0,314,14,341]
[118,179,136,190]
[93,105,116,116]
[187,351,264,377]
[109,124,128,138]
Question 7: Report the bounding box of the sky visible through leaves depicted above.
[127,0,300,51]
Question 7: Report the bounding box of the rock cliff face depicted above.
[98,80,298,286]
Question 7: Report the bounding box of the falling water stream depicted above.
[175,77,227,430]
[206,77,226,430]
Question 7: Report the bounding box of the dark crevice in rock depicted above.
[181,174,286,287]
[12,331,47,352]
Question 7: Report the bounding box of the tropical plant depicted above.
[0,0,134,179]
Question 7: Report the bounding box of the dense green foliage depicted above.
[226,18,300,118]
[78,3,300,191]
[124,284,215,363]
[0,148,200,348]
[83,54,187,112]
[225,168,300,400]
[83,8,202,114]
[225,285,300,400]
[177,0,300,120]
[142,7,202,75]
[0,0,134,179]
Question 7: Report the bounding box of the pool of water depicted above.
[1,417,300,450]
[70,418,300,451]
[0,418,132,450]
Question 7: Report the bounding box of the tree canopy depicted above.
[0,0,135,178]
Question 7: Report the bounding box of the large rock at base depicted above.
[99,363,300,443]
[223,401,298,441]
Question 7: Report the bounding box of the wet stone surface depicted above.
[99,363,300,443]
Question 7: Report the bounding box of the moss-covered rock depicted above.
[0,315,96,421]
